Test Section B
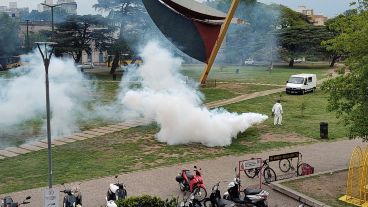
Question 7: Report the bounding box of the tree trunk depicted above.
[288,59,294,67]
[110,51,120,75]
[330,55,340,68]
[75,51,83,63]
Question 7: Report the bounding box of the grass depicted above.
[0,63,347,194]
[181,64,330,85]
[223,90,348,139]
[0,124,298,194]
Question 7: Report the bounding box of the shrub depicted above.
[335,66,346,75]
[116,195,178,207]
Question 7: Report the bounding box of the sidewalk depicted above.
[3,138,363,207]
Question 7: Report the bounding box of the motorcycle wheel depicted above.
[193,187,207,202]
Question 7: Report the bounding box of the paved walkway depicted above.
[3,139,364,206]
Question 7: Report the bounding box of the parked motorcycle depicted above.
[1,196,31,207]
[223,169,269,207]
[61,183,82,207]
[176,166,207,202]
[106,175,127,207]
[204,182,235,207]
[177,190,203,207]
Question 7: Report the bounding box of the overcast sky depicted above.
[0,0,352,17]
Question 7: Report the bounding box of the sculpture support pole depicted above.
[199,0,240,85]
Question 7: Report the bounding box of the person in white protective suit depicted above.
[272,100,283,125]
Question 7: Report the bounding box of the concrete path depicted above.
[3,138,364,207]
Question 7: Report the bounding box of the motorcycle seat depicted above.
[185,171,194,180]
[244,188,262,195]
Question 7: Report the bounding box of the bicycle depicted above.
[243,159,277,184]
[278,154,306,176]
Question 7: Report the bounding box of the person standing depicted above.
[272,100,283,126]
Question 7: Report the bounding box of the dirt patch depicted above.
[283,170,351,207]
[260,133,314,143]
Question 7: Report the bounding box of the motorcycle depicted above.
[61,183,82,207]
[223,169,269,207]
[176,166,207,202]
[1,196,31,207]
[204,182,235,207]
[177,190,203,207]
[106,175,127,207]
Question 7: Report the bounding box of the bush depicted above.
[116,195,178,207]
[335,66,346,74]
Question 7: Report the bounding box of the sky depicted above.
[0,0,353,17]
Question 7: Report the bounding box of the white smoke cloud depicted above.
[0,51,91,139]
[120,42,268,147]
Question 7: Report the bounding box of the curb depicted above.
[269,168,347,207]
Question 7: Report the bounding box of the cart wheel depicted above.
[279,159,291,173]
[263,167,276,184]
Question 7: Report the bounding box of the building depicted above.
[0,3,23,18]
[297,6,328,26]
[9,2,17,9]
[57,0,77,15]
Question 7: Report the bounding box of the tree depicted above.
[321,11,357,67]
[278,25,335,67]
[278,6,311,29]
[93,0,147,75]
[53,15,115,63]
[20,8,69,22]
[0,13,20,56]
[321,0,368,139]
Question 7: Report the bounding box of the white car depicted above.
[244,58,254,65]
[294,58,304,63]
[77,63,94,69]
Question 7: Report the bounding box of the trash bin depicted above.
[320,122,328,139]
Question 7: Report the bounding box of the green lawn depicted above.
[223,90,347,139]
[0,125,298,194]
[181,64,330,85]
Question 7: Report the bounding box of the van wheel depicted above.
[301,90,305,95]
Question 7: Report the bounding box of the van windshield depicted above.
[288,77,305,84]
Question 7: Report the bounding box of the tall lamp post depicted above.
[36,41,57,189]
[41,3,62,33]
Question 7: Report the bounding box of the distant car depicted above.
[244,58,254,65]
[77,63,94,70]
[294,58,304,63]
[0,64,3,71]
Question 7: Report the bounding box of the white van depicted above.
[286,74,317,94]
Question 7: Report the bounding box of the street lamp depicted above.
[36,41,57,189]
[41,3,62,33]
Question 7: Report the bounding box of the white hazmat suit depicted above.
[272,102,283,125]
